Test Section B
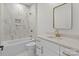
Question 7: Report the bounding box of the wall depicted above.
[37,3,79,39]
[28,4,37,39]
[0,3,30,41]
[37,3,53,34]
[0,4,2,44]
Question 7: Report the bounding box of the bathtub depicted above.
[0,37,35,56]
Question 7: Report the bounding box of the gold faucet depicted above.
[54,29,60,37]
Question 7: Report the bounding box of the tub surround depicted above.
[37,34,79,52]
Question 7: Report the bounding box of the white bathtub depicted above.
[0,37,35,56]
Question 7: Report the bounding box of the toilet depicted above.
[25,42,36,56]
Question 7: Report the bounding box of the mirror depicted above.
[53,3,72,30]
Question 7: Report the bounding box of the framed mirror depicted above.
[53,3,72,30]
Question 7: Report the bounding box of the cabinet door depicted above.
[0,49,2,56]
[41,45,59,56]
[60,46,79,56]
[36,37,59,56]
[0,51,1,56]
[41,39,59,56]
[36,46,42,56]
[36,38,43,56]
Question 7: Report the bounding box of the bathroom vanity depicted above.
[36,37,59,56]
[36,35,79,56]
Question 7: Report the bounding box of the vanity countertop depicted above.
[37,34,79,52]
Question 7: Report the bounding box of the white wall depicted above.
[28,4,37,39]
[37,3,79,39]
[0,3,30,41]
[0,4,2,44]
[37,3,53,34]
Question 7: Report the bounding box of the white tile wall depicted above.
[0,3,36,41]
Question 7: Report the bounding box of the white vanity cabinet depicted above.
[36,37,79,56]
[36,37,59,56]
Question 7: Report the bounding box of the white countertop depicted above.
[37,35,79,52]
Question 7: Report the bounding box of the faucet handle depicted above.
[54,29,61,37]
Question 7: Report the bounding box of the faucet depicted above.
[54,29,60,37]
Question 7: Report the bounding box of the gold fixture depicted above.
[54,29,60,37]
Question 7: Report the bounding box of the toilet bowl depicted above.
[25,42,36,56]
